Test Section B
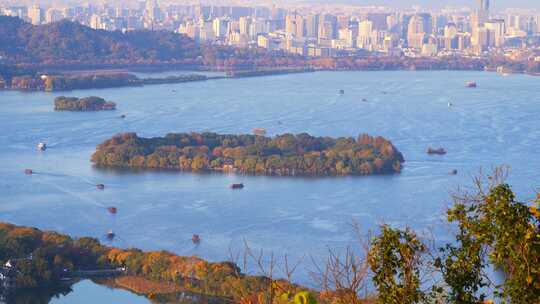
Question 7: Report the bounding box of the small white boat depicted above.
[447,102,453,107]
[37,142,47,151]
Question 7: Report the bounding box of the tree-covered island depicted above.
[91,132,404,176]
[54,96,116,111]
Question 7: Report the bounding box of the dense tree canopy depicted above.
[54,96,116,111]
[91,132,405,176]
[0,16,200,66]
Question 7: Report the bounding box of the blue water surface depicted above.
[0,71,539,290]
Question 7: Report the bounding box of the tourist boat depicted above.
[448,102,453,107]
[107,207,117,214]
[106,230,115,241]
[230,183,244,189]
[120,114,126,119]
[253,128,267,136]
[427,147,447,155]
[465,81,477,88]
[24,169,33,175]
[192,234,201,244]
[339,89,345,95]
[37,142,47,151]
[96,184,105,190]
[450,169,458,175]
[362,98,368,102]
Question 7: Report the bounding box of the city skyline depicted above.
[0,0,540,10]
[3,0,540,59]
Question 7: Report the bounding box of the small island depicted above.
[91,132,404,176]
[54,96,116,111]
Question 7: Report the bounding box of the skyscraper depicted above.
[407,15,426,49]
[478,0,490,12]
[471,0,490,50]
[285,14,297,37]
[28,5,43,25]
[305,14,319,39]
[145,0,161,26]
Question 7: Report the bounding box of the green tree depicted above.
[435,202,488,303]
[369,225,426,304]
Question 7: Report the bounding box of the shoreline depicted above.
[0,66,534,93]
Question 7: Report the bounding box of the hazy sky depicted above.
[1,0,539,10]
[307,0,540,10]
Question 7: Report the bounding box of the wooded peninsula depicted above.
[91,132,404,176]
[0,222,308,303]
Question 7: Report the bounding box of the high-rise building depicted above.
[178,21,200,41]
[305,14,319,39]
[28,5,43,25]
[444,23,458,49]
[90,14,102,29]
[407,15,426,49]
[357,20,373,49]
[285,14,297,36]
[318,14,337,40]
[212,18,228,38]
[338,28,354,48]
[239,16,251,35]
[417,13,433,35]
[471,0,491,50]
[295,15,305,38]
[386,14,398,32]
[145,0,161,27]
[45,8,63,24]
[478,0,490,12]
[485,19,505,47]
[367,13,390,30]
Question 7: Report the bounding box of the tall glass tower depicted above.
[478,0,490,12]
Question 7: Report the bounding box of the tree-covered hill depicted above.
[0,16,200,65]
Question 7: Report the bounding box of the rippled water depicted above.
[1,71,539,291]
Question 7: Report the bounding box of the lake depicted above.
[0,71,539,300]
[2,279,150,303]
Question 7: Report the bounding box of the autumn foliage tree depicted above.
[91,132,404,177]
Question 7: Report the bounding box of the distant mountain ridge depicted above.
[0,16,201,66]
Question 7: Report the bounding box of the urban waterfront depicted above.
[1,70,539,300]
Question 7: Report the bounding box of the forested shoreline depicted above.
[91,132,405,176]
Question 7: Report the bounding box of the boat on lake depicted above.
[106,230,115,241]
[230,183,244,189]
[24,169,33,175]
[192,234,201,244]
[465,81,477,88]
[107,207,117,214]
[427,147,447,155]
[96,184,105,190]
[339,89,345,95]
[37,142,47,151]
